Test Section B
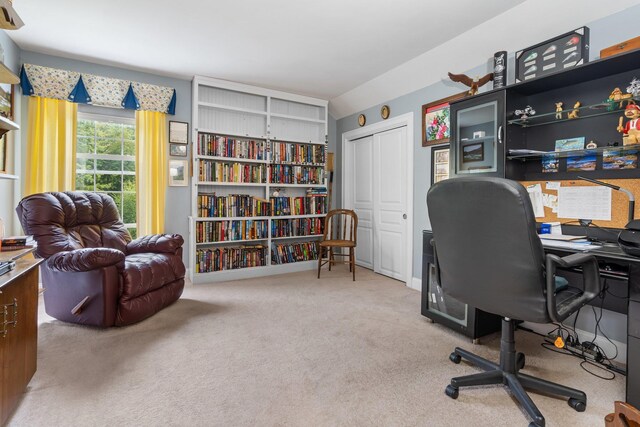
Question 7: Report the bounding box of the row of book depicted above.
[270,195,327,216]
[196,193,328,218]
[271,142,325,165]
[197,194,270,218]
[272,241,319,264]
[0,235,34,252]
[195,220,268,243]
[195,245,267,273]
[197,134,267,160]
[271,218,324,238]
[199,161,267,183]
[269,165,325,185]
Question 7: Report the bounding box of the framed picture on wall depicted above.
[170,143,187,157]
[431,144,450,184]
[169,121,189,144]
[422,92,466,147]
[169,159,188,186]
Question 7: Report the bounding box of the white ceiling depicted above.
[6,0,640,119]
[8,0,522,100]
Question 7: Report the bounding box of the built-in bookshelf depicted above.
[190,76,328,283]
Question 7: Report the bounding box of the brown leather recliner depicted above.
[16,191,185,327]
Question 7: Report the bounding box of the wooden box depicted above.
[601,36,640,59]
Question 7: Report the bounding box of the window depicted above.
[75,113,137,238]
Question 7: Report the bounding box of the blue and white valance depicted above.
[20,63,177,115]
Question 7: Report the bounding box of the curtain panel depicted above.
[20,64,177,115]
[25,97,78,195]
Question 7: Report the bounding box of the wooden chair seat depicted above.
[319,239,355,248]
[317,209,358,281]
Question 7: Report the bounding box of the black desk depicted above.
[541,241,640,408]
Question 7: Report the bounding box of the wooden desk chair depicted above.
[605,401,640,427]
[317,209,358,281]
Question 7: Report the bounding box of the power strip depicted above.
[544,333,603,362]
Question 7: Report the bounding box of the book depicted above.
[1,236,28,246]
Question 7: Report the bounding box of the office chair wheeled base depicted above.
[444,319,587,427]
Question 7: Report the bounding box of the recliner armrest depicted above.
[47,248,125,272]
[126,234,184,255]
[545,252,600,322]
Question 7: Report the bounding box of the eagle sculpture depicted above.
[448,72,494,96]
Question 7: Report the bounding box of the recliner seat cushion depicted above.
[122,253,186,300]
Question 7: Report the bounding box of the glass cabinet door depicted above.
[451,91,504,177]
[426,264,468,326]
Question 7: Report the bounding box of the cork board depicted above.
[520,179,640,228]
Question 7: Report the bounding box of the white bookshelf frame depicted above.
[190,76,328,283]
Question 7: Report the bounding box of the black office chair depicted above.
[427,177,601,427]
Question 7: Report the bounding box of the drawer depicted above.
[629,300,640,339]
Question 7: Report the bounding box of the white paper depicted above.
[558,186,612,221]
[527,184,545,218]
[542,193,558,213]
[546,182,561,191]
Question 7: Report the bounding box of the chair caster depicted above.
[568,398,586,412]
[449,352,461,364]
[445,385,459,399]
[516,352,525,370]
[528,422,543,427]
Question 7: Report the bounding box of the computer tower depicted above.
[421,230,501,340]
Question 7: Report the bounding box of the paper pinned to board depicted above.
[526,184,545,218]
[546,182,561,191]
[557,186,612,221]
[542,193,558,213]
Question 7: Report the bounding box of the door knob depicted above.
[403,214,407,219]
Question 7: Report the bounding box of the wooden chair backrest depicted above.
[323,209,358,244]
[605,401,640,427]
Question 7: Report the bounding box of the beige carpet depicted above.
[9,266,622,426]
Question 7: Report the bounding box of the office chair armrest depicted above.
[545,253,601,323]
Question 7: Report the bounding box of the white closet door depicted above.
[352,136,374,269]
[373,127,407,281]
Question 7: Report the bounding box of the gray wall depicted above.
[0,30,23,235]
[333,6,640,345]
[18,51,192,264]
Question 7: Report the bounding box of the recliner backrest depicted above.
[427,177,549,322]
[16,191,131,259]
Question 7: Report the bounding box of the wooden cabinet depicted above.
[0,255,41,425]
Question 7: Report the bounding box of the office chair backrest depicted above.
[427,177,549,323]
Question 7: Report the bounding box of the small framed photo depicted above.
[170,143,187,157]
[169,121,189,144]
[169,159,188,186]
[431,144,450,184]
[462,142,484,163]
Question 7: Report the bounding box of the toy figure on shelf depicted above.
[617,103,640,145]
[514,105,536,120]
[567,101,581,119]
[555,102,563,119]
[447,72,494,96]
[608,87,633,109]
[627,78,640,98]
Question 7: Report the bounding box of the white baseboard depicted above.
[521,321,627,364]
[407,277,421,292]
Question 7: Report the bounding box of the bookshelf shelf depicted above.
[191,77,328,283]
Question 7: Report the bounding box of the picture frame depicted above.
[515,27,589,83]
[431,144,450,184]
[422,92,466,147]
[0,83,13,120]
[169,120,189,144]
[169,159,188,186]
[461,142,484,163]
[170,143,187,157]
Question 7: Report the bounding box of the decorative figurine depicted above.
[567,101,581,119]
[627,78,640,98]
[608,87,633,109]
[447,72,494,96]
[555,102,563,119]
[514,105,536,120]
[586,141,598,149]
[617,103,640,145]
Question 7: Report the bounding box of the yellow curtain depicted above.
[135,110,167,235]
[25,97,77,195]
